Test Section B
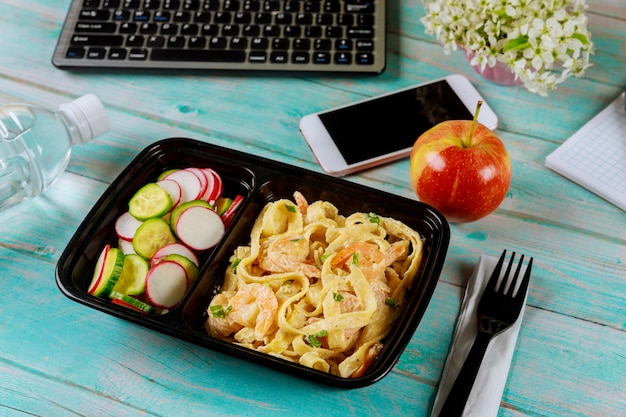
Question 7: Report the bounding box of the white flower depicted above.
[420,0,594,96]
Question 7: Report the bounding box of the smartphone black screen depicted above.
[318,80,472,164]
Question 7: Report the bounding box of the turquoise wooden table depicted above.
[1,0,625,416]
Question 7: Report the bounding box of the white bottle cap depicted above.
[59,94,110,144]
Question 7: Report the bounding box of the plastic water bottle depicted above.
[0,94,110,210]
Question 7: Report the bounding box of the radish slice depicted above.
[201,168,223,203]
[163,169,204,203]
[185,167,208,199]
[145,260,188,309]
[174,205,225,250]
[118,238,136,255]
[156,179,182,209]
[115,211,143,241]
[221,194,244,227]
[151,242,200,267]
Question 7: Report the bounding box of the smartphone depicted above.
[299,74,498,176]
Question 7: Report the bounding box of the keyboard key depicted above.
[129,48,149,60]
[75,22,118,33]
[66,46,86,58]
[272,38,290,50]
[151,49,246,62]
[161,23,179,34]
[248,51,267,63]
[87,47,107,59]
[334,51,351,64]
[126,35,145,46]
[345,1,374,13]
[119,22,138,33]
[230,37,248,49]
[356,52,374,64]
[147,35,166,47]
[292,38,310,50]
[292,52,310,64]
[314,38,331,50]
[335,39,352,51]
[79,10,111,20]
[167,36,186,47]
[209,36,228,48]
[181,23,199,34]
[313,52,331,64]
[356,39,374,50]
[270,51,288,63]
[71,34,124,46]
[188,36,208,47]
[347,27,374,38]
[108,48,128,59]
[154,11,171,21]
[250,37,269,49]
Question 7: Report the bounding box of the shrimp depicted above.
[293,191,308,215]
[206,291,243,338]
[229,283,279,339]
[331,241,405,281]
[258,234,321,278]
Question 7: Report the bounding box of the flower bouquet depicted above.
[421,0,594,96]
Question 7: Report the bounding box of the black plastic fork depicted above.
[437,250,533,417]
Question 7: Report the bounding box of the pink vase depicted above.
[462,50,521,86]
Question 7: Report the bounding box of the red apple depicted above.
[409,118,512,223]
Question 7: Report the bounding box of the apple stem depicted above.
[467,100,483,147]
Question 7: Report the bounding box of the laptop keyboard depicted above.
[52,0,386,74]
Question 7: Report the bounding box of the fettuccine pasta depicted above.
[205,192,424,378]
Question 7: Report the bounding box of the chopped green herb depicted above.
[321,253,329,263]
[230,258,241,272]
[286,204,297,213]
[306,330,328,348]
[210,305,232,318]
[367,212,381,225]
[333,292,344,302]
[385,298,399,308]
[290,237,303,242]
[352,251,359,265]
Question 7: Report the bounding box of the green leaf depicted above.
[385,298,399,308]
[571,33,589,44]
[230,258,241,272]
[503,36,529,52]
[333,292,344,302]
[286,204,297,213]
[210,305,232,318]
[367,212,381,225]
[306,330,328,348]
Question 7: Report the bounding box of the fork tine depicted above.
[500,251,517,293]
[485,250,507,294]
[514,257,533,299]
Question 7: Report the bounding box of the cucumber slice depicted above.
[221,194,244,227]
[132,217,177,259]
[112,253,150,295]
[214,197,233,215]
[162,253,200,285]
[88,245,124,297]
[109,291,156,314]
[156,168,179,181]
[128,183,173,221]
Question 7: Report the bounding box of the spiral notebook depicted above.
[545,92,626,212]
